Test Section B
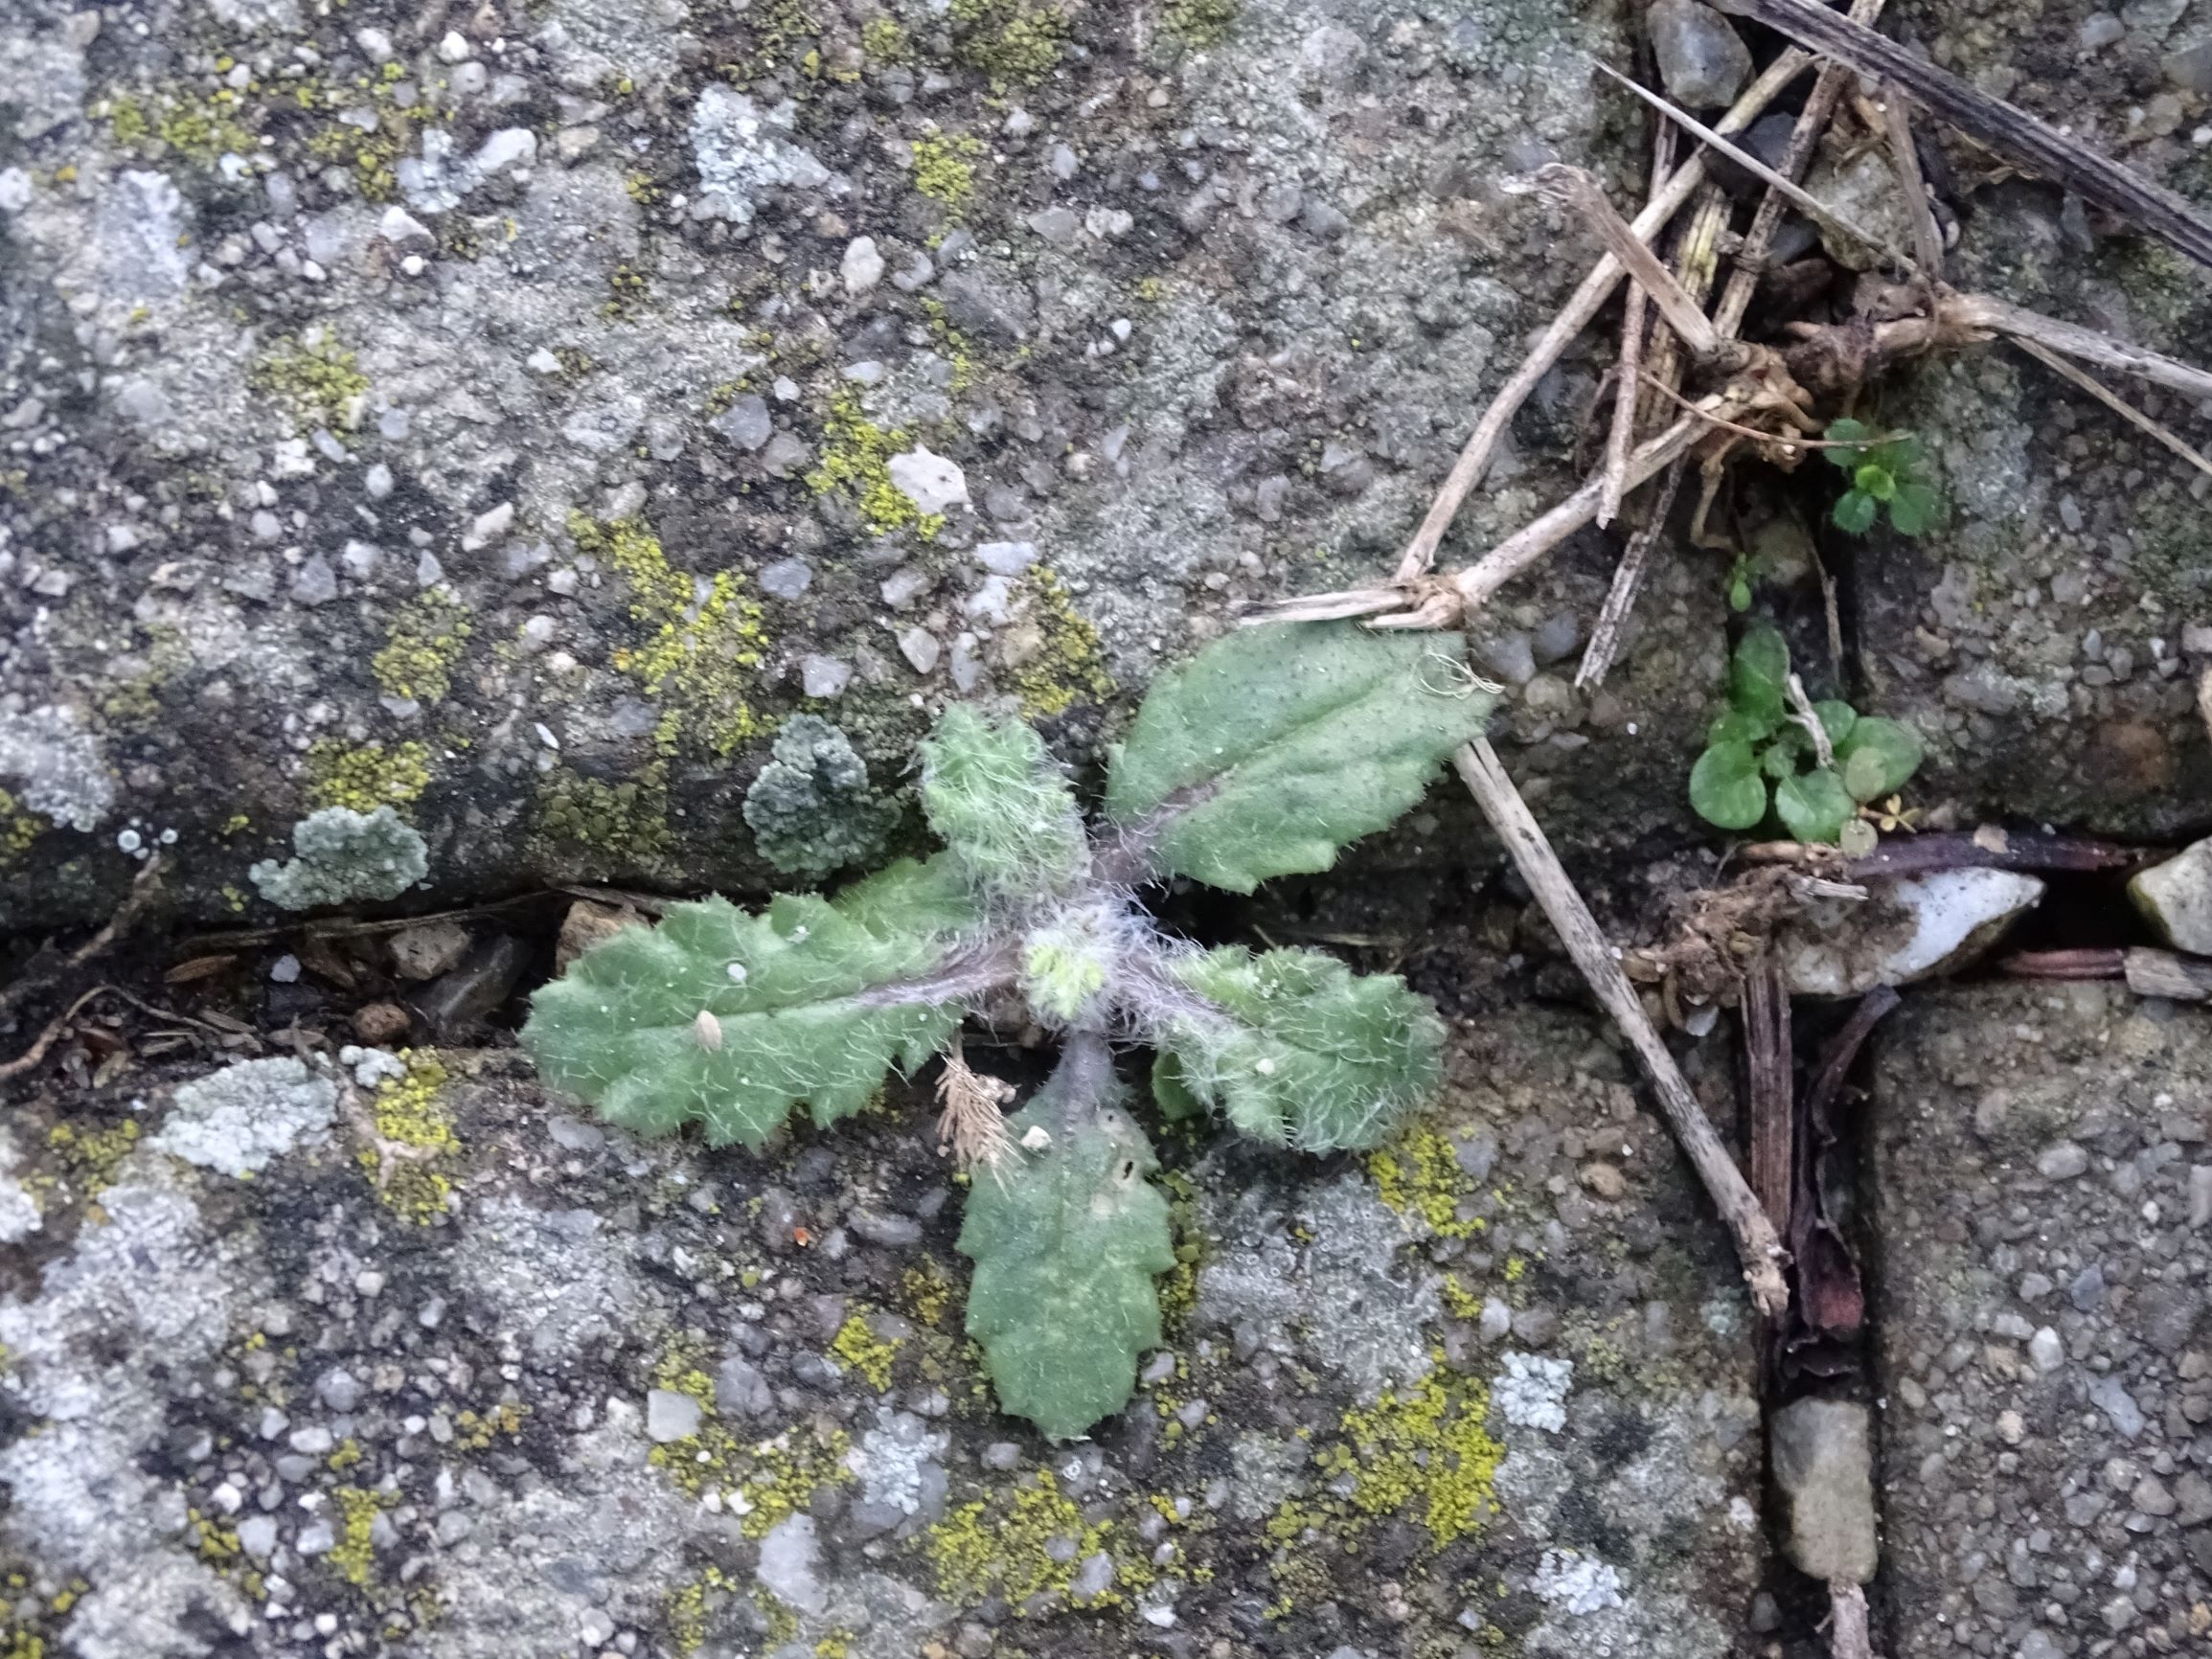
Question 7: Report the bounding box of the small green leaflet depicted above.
[1837,716,1923,802]
[1773,766,1856,844]
[1689,740,1767,830]
[1104,625,1491,895]
[957,1097,1175,1441]
[1728,625,1790,725]
[1158,944,1443,1150]
[918,705,1089,898]
[519,868,978,1148]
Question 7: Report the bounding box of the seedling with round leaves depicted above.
[521,624,1493,1439]
[1824,418,1940,537]
[1688,623,1923,845]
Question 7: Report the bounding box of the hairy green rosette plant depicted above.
[1689,622,1924,844]
[522,624,1492,1438]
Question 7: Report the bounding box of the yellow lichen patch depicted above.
[1165,0,1239,44]
[253,331,370,430]
[45,1118,140,1200]
[1369,1122,1485,1239]
[1311,1369,1502,1549]
[1006,565,1114,719]
[0,790,44,866]
[306,111,413,203]
[829,1313,901,1391]
[360,1051,459,1224]
[646,1347,855,1532]
[926,1472,1151,1610]
[900,1260,955,1328]
[947,0,1067,84]
[306,739,431,813]
[329,1487,387,1587]
[571,515,769,757]
[804,392,939,538]
[908,128,983,216]
[372,590,474,706]
[667,1564,739,1655]
[106,88,259,167]
[860,17,911,62]
[1157,1170,1201,1332]
[451,1402,530,1450]
[326,1438,364,1471]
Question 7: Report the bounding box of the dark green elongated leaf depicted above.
[1774,766,1856,844]
[834,852,983,940]
[959,1091,1174,1440]
[1690,740,1767,830]
[1832,490,1879,534]
[919,705,1089,898]
[1153,944,1444,1150]
[1836,716,1924,802]
[1729,624,1790,723]
[521,872,984,1148]
[1813,700,1858,748]
[1708,708,1778,747]
[1103,624,1493,894]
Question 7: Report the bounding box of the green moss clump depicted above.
[253,332,371,430]
[372,590,473,705]
[909,129,984,216]
[534,762,673,868]
[306,739,432,813]
[570,515,770,756]
[804,392,941,538]
[1007,565,1114,718]
[1165,0,1238,43]
[948,0,1068,84]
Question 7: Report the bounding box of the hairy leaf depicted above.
[1837,716,1923,802]
[1887,481,1938,536]
[1690,740,1767,830]
[918,704,1089,898]
[958,1090,1174,1440]
[1155,944,1444,1150]
[1774,766,1855,844]
[521,871,981,1148]
[1729,625,1790,723]
[1832,489,1879,535]
[1104,624,1492,894]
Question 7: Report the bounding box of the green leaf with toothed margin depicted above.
[959,1088,1174,1440]
[1103,624,1493,894]
[1152,944,1445,1151]
[520,859,981,1148]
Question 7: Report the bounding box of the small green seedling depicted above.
[521,625,1493,1439]
[1688,623,1923,844]
[1824,418,1938,536]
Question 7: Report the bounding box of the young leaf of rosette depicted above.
[1729,624,1790,724]
[521,860,985,1149]
[958,1094,1175,1440]
[1103,625,1492,894]
[1154,944,1444,1151]
[1774,766,1856,844]
[1689,740,1767,830]
[1836,716,1924,802]
[919,704,1089,899]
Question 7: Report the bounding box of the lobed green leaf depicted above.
[520,858,982,1148]
[1155,944,1445,1151]
[958,1090,1175,1440]
[918,704,1089,899]
[1729,624,1790,724]
[1104,624,1492,895]
[1832,489,1880,535]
